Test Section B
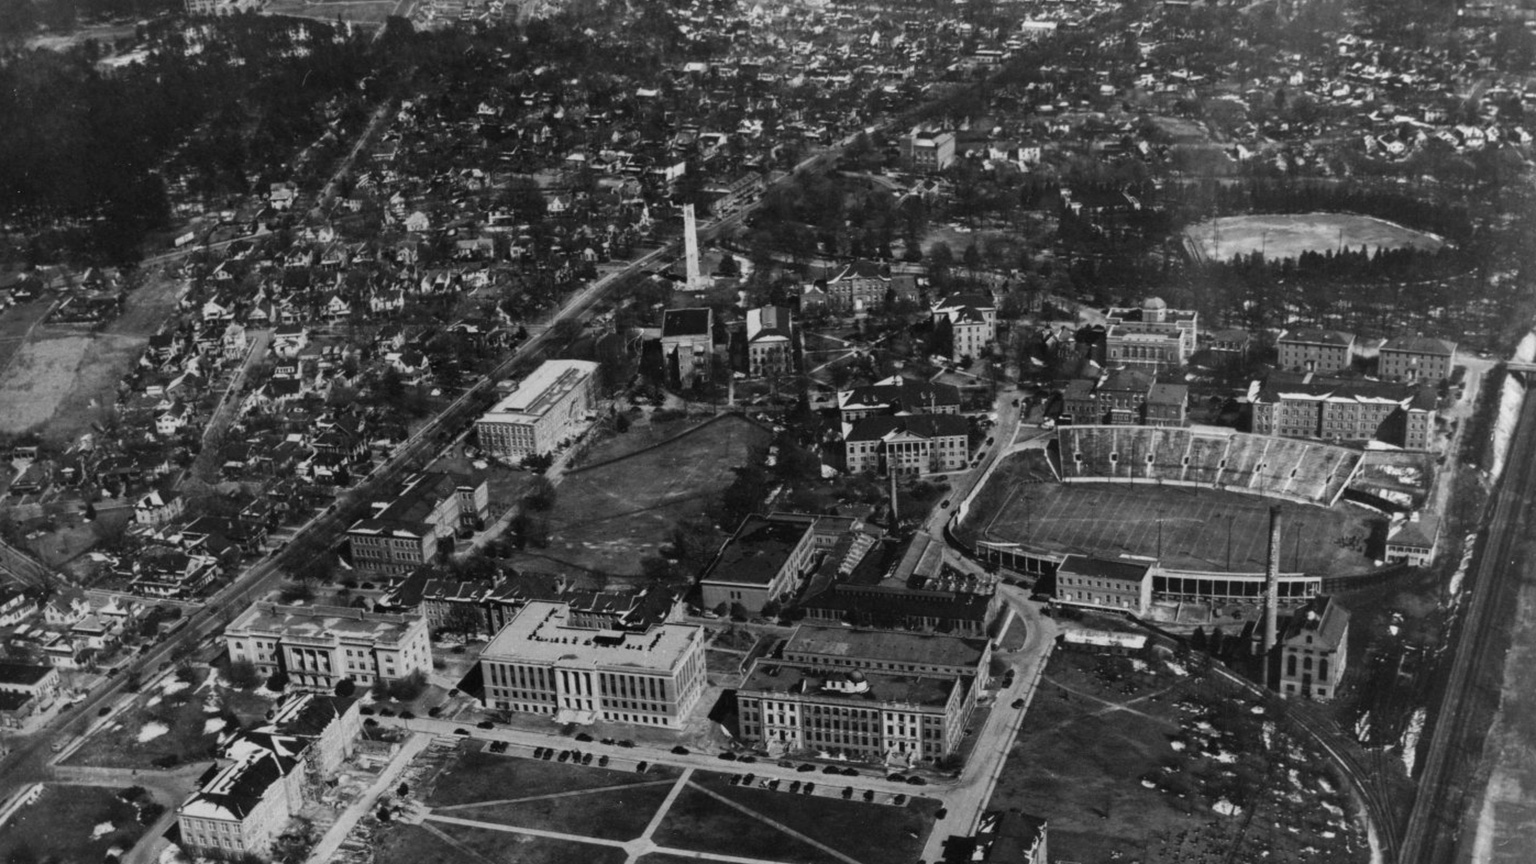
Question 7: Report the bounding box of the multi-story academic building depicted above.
[476,359,599,459]
[735,625,990,764]
[1378,336,1456,384]
[479,600,708,729]
[1248,372,1436,450]
[223,603,432,691]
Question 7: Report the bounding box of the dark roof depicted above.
[0,662,54,687]
[702,515,813,586]
[1388,515,1439,549]
[1380,336,1456,357]
[786,624,989,670]
[661,307,712,337]
[983,811,1049,864]
[1057,555,1152,583]
[845,413,968,443]
[1254,372,1424,406]
[0,691,33,713]
[840,378,961,414]
[1281,595,1349,649]
[269,694,357,739]
[802,583,991,625]
[1146,383,1187,407]
[741,660,962,707]
[1280,328,1355,347]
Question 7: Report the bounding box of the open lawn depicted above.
[376,822,631,864]
[690,772,940,864]
[427,749,680,808]
[650,784,845,864]
[0,299,53,380]
[1184,213,1444,262]
[0,267,186,443]
[445,780,678,841]
[0,784,147,864]
[991,650,1367,864]
[963,479,1381,575]
[511,414,770,579]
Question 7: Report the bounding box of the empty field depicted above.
[1184,213,1444,262]
[967,481,1380,575]
[513,414,771,579]
[0,267,186,443]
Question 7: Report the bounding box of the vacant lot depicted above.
[0,784,146,864]
[512,414,770,579]
[1184,213,1444,262]
[0,299,53,379]
[991,650,1366,864]
[963,479,1380,575]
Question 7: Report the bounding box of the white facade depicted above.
[476,360,598,459]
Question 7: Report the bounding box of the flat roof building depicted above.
[1052,555,1155,616]
[476,359,598,459]
[479,600,707,729]
[699,514,819,615]
[224,603,431,692]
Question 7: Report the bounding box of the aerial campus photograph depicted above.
[1,0,1536,863]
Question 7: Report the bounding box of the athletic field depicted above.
[965,480,1381,575]
[1183,213,1444,262]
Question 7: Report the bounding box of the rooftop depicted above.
[1381,335,1456,356]
[0,662,55,687]
[481,600,702,673]
[1057,555,1154,583]
[1281,595,1350,649]
[225,603,422,646]
[1280,328,1355,347]
[661,307,712,338]
[844,413,969,443]
[785,624,988,671]
[483,360,598,419]
[740,660,962,709]
[702,515,813,587]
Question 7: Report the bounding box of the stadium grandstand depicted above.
[1055,426,1363,508]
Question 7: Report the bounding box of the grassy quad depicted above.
[0,784,149,864]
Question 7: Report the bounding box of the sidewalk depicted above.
[303,733,431,864]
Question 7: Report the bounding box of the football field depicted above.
[975,481,1379,575]
[1184,212,1444,262]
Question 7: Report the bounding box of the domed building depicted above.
[1102,296,1198,371]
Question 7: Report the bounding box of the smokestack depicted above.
[889,469,900,526]
[683,204,703,291]
[1263,506,1282,661]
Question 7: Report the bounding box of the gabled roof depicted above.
[1380,335,1456,357]
[1281,595,1349,649]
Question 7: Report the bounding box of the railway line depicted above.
[1399,386,1536,863]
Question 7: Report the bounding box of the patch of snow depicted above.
[1322,801,1345,817]
[145,696,162,707]
[1388,624,1400,636]
[92,822,115,840]
[137,722,170,743]
[1488,330,1533,481]
[1142,778,1157,788]
[1262,721,1276,750]
[158,845,186,864]
[1214,751,1237,764]
[1131,659,1150,672]
[1165,661,1189,677]
[1401,707,1427,776]
[1249,705,1265,715]
[1288,768,1302,789]
[1319,777,1337,794]
[1170,740,1186,751]
[160,678,190,695]
[1213,799,1241,816]
[1322,831,1337,839]
[203,718,226,735]
[1355,711,1372,743]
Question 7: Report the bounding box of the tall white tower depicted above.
[683,203,705,292]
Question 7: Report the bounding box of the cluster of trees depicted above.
[1,16,373,263]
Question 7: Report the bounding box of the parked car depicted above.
[452,728,469,736]
[477,720,495,729]
[906,776,927,786]
[618,739,636,748]
[671,746,690,755]
[797,763,816,773]
[636,761,649,773]
[1011,698,1025,709]
[575,732,594,742]
[719,752,737,761]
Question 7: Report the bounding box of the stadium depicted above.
[953,425,1392,607]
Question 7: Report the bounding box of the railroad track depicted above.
[1398,389,1536,863]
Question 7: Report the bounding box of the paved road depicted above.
[1399,387,1536,864]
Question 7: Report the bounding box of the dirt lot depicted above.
[0,267,185,443]
[991,648,1367,864]
[509,414,770,580]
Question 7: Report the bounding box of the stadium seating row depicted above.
[1056,426,1362,507]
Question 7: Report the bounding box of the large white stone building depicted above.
[479,600,708,729]
[223,603,432,692]
[476,360,599,459]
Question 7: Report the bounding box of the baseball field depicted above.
[1183,213,1444,262]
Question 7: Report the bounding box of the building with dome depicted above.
[1103,297,1198,371]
